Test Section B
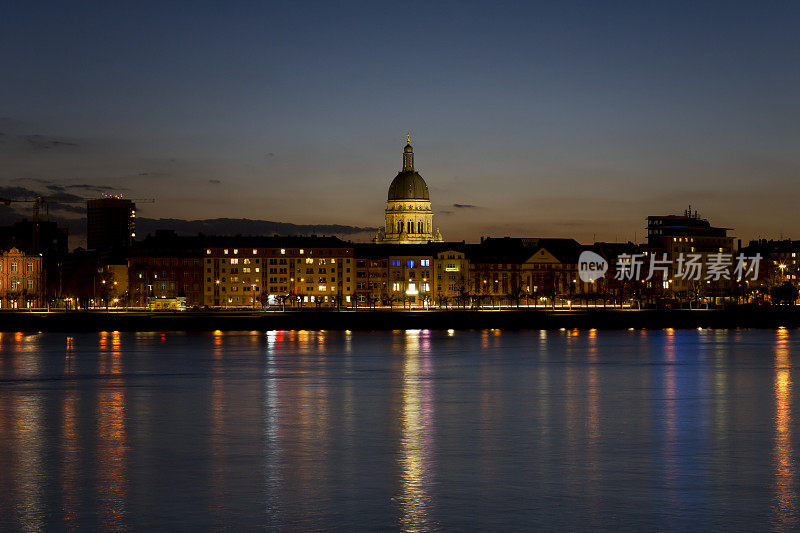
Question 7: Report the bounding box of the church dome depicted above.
[388,137,429,200]
[388,170,429,200]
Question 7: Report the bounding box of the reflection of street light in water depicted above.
[774,327,796,528]
[398,330,435,532]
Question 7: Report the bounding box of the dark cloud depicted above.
[453,203,478,209]
[24,134,77,150]
[48,204,85,214]
[0,186,39,199]
[440,210,454,215]
[11,178,122,194]
[0,185,85,217]
[135,218,379,238]
[67,183,119,192]
[209,179,221,184]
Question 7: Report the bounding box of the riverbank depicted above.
[2,308,800,332]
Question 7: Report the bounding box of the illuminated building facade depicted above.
[646,210,735,300]
[374,137,443,245]
[434,247,469,304]
[0,247,43,308]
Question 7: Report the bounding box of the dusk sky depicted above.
[2,1,799,243]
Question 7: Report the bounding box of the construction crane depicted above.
[0,195,155,222]
[0,195,155,250]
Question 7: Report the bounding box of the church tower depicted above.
[374,136,443,244]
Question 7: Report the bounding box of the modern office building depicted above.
[87,197,136,256]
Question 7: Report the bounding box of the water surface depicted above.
[0,329,797,530]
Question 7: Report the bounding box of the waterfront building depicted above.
[433,245,469,307]
[0,218,69,300]
[646,209,735,302]
[353,246,390,307]
[0,247,43,308]
[374,137,444,245]
[520,238,593,305]
[739,239,800,303]
[128,232,205,307]
[203,240,265,308]
[277,238,354,307]
[592,241,644,305]
[87,197,136,258]
[467,238,530,307]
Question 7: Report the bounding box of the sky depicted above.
[1,1,799,244]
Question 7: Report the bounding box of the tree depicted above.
[772,282,798,306]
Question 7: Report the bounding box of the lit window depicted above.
[318,285,326,291]
[421,259,430,267]
[300,249,304,254]
[230,258,239,264]
[280,249,285,254]
[224,249,229,255]
[392,259,401,267]
[392,282,400,291]
[253,249,257,255]
[407,260,415,268]
[233,249,238,254]
[306,258,314,264]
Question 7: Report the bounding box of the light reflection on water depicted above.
[397,329,436,532]
[774,327,797,530]
[0,329,798,530]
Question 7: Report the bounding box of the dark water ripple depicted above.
[0,328,797,531]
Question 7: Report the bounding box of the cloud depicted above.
[134,217,379,238]
[440,210,454,215]
[0,185,40,199]
[453,203,478,209]
[209,179,221,184]
[12,178,123,194]
[68,183,120,192]
[24,134,77,150]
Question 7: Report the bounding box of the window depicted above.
[420,259,430,267]
[233,249,238,254]
[11,262,18,272]
[27,263,33,272]
[392,282,401,291]
[280,249,286,254]
[27,280,34,290]
[407,260,415,269]
[392,259,401,267]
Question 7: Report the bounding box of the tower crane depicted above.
[0,195,155,249]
